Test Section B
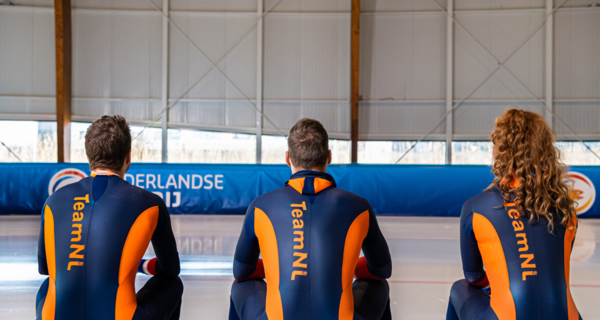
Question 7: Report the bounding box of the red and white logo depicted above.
[566,172,596,215]
[48,168,88,195]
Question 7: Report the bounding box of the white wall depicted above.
[0,6,55,120]
[358,0,600,141]
[167,11,257,133]
[263,12,350,138]
[359,11,446,140]
[71,9,163,124]
[1,0,599,142]
[554,7,600,138]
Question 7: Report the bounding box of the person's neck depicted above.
[291,167,327,175]
[92,168,124,178]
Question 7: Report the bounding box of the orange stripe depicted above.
[313,178,332,194]
[473,213,516,320]
[91,173,115,177]
[42,206,56,320]
[564,216,579,320]
[339,210,370,320]
[287,178,305,194]
[254,208,284,320]
[115,207,159,320]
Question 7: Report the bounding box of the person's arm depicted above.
[355,207,392,280]
[460,199,488,287]
[139,201,180,276]
[37,205,48,275]
[232,200,263,281]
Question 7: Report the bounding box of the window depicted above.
[556,142,600,166]
[0,121,57,162]
[168,129,256,164]
[358,141,445,164]
[452,141,493,165]
[71,122,90,163]
[450,141,600,166]
[71,122,162,163]
[261,135,351,165]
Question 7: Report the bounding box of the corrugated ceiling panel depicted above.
[361,0,444,12]
[1,7,37,95]
[0,7,55,118]
[263,13,350,100]
[455,0,544,10]
[359,102,446,140]
[263,13,350,138]
[554,101,600,137]
[454,11,544,100]
[72,10,162,122]
[554,8,600,99]
[263,101,349,138]
[453,101,544,136]
[111,12,162,98]
[0,97,56,120]
[31,8,56,96]
[168,12,256,100]
[167,12,257,132]
[71,0,162,10]
[10,0,54,7]
[266,0,350,12]
[359,13,446,101]
[555,0,600,8]
[71,99,163,125]
[72,10,162,99]
[170,0,256,12]
[167,100,256,133]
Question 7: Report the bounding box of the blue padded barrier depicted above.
[0,163,598,218]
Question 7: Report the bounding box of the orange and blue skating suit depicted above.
[232,170,392,320]
[454,185,581,320]
[36,174,181,320]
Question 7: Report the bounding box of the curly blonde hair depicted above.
[490,109,575,230]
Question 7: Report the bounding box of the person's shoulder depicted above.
[470,186,501,204]
[114,178,165,206]
[330,187,368,202]
[253,187,289,204]
[462,187,502,216]
[46,177,92,204]
[324,187,372,212]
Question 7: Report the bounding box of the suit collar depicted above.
[285,170,336,195]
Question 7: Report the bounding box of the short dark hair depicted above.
[85,115,131,171]
[287,118,329,169]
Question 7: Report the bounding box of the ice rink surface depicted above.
[1,215,598,319]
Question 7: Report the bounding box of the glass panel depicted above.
[261,135,287,164]
[358,141,446,164]
[451,141,600,166]
[330,140,351,164]
[71,122,91,163]
[261,135,351,165]
[452,141,493,165]
[130,126,162,163]
[71,122,162,163]
[168,129,256,164]
[0,121,57,162]
[556,142,600,166]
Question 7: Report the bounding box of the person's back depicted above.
[461,186,578,319]
[446,109,581,320]
[37,115,183,320]
[235,170,390,318]
[38,175,179,319]
[229,118,392,320]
